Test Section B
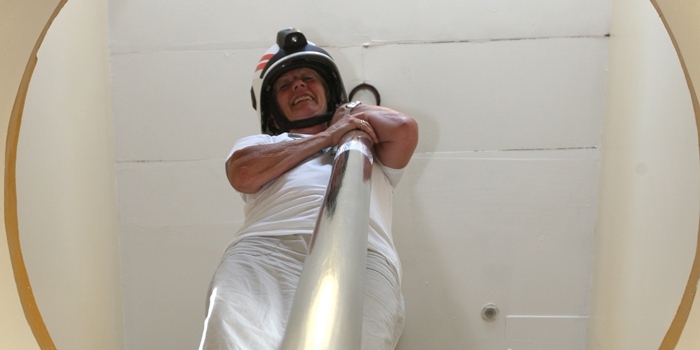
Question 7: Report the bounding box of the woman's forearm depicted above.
[351,104,419,169]
[226,133,332,194]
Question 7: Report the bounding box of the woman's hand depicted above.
[330,102,419,169]
[325,106,379,145]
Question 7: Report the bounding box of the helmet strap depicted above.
[283,111,334,130]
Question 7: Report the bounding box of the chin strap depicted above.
[283,111,334,130]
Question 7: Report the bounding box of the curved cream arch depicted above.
[1,1,698,349]
[651,1,700,348]
[2,1,66,349]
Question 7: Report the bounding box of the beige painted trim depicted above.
[650,1,700,349]
[4,1,68,349]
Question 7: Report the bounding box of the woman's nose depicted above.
[292,78,306,90]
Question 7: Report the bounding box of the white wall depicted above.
[14,0,124,349]
[588,0,700,349]
[108,1,609,349]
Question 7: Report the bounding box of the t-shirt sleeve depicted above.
[225,134,278,200]
[377,160,405,188]
[226,134,274,160]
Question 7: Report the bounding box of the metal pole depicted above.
[279,130,374,350]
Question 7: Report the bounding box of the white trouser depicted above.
[200,234,405,350]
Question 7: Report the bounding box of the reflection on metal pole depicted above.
[280,130,374,350]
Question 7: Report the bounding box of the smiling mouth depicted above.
[292,95,313,106]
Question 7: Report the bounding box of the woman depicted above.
[200,28,418,350]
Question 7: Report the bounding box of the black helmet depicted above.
[251,28,348,135]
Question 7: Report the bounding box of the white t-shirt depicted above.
[227,132,404,281]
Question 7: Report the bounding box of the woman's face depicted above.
[274,68,328,121]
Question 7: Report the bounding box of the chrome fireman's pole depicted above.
[279,130,374,350]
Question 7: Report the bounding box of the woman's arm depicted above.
[226,134,331,194]
[333,103,419,169]
[226,114,379,194]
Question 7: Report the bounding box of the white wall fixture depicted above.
[481,304,500,322]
